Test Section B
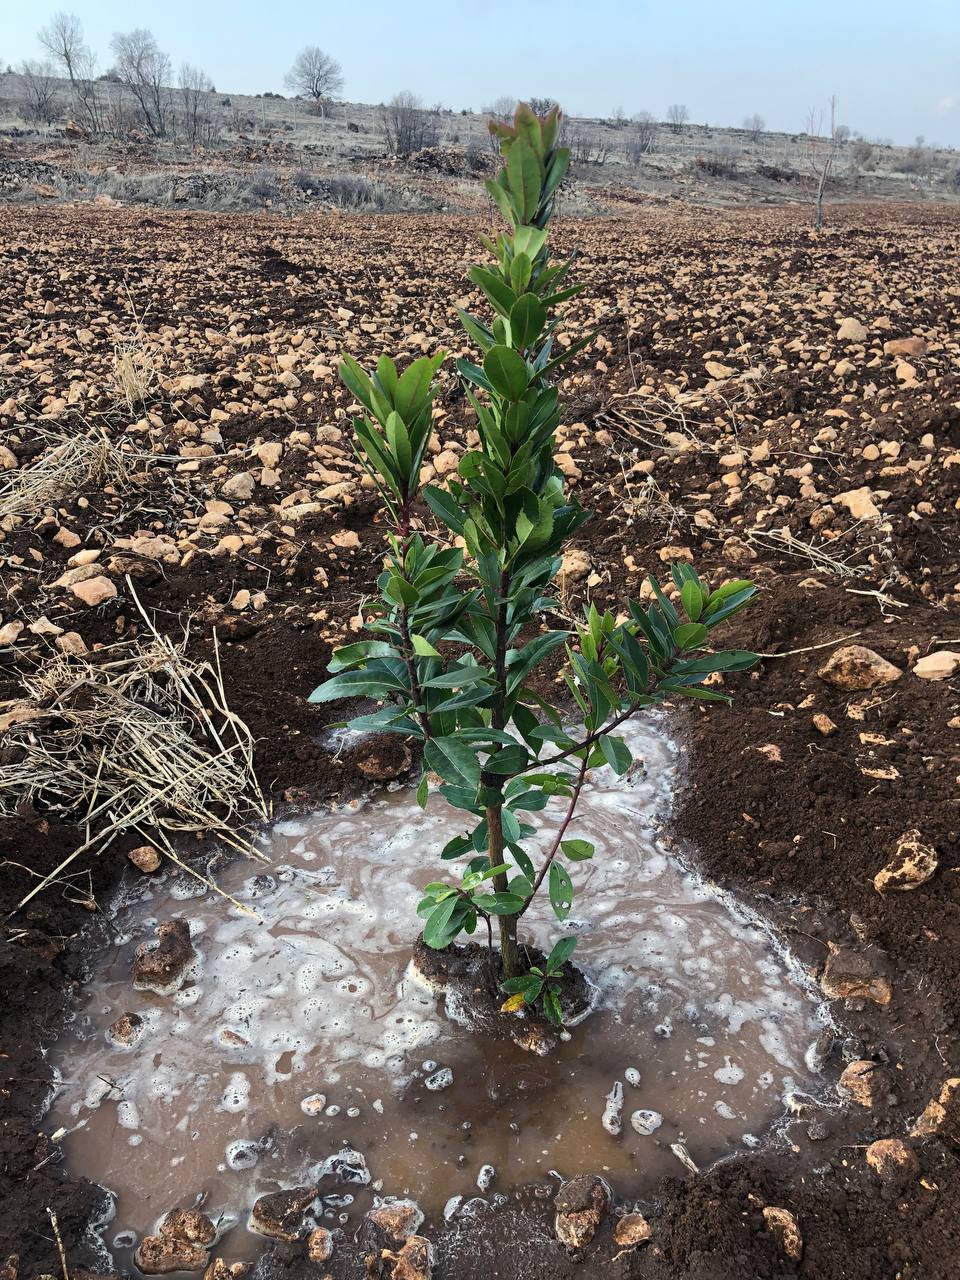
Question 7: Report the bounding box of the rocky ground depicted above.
[1,199,960,1279]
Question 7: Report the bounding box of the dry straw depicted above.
[1,585,268,918]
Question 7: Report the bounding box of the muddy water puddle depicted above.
[51,719,830,1265]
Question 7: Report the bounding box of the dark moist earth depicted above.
[1,200,960,1279]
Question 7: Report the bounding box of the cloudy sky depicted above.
[3,0,957,146]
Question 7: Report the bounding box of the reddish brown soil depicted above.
[1,201,959,1279]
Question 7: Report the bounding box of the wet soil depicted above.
[2,201,960,1279]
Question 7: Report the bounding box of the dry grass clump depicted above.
[1,606,268,916]
[0,423,139,522]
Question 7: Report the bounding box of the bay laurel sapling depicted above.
[310,103,757,1024]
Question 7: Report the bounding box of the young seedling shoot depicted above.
[310,103,757,1027]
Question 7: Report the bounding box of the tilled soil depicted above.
[1,200,959,1279]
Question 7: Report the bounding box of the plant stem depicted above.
[519,753,589,916]
[485,797,520,978]
[517,698,645,775]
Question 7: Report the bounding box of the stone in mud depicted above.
[203,1262,248,1280]
[630,1109,663,1136]
[613,1213,652,1248]
[511,1024,557,1056]
[554,1173,612,1252]
[820,941,892,1005]
[306,1229,334,1263]
[136,1238,209,1275]
[839,1060,888,1108]
[865,1138,919,1186]
[249,1186,319,1240]
[136,1210,216,1274]
[911,1078,960,1144]
[107,1011,144,1048]
[912,650,960,681]
[817,645,902,691]
[602,1080,624,1135]
[804,1028,835,1074]
[372,1236,433,1280]
[128,844,161,873]
[363,1201,425,1246]
[762,1207,803,1262]
[326,1146,371,1185]
[133,918,196,993]
[873,830,938,893]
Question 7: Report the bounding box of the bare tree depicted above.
[484,95,517,123]
[528,96,560,116]
[569,128,612,165]
[18,60,60,124]
[610,104,626,128]
[666,103,689,134]
[38,11,103,134]
[629,111,657,158]
[805,106,841,229]
[284,47,343,116]
[178,63,215,144]
[743,113,765,143]
[110,29,172,138]
[379,91,437,157]
[833,124,850,144]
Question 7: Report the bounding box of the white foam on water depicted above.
[50,716,832,1265]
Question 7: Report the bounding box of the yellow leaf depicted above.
[500,993,525,1014]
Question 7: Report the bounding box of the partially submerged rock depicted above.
[762,1206,803,1262]
[306,1229,334,1263]
[203,1261,247,1280]
[135,1209,216,1274]
[554,1173,612,1252]
[249,1186,318,1240]
[817,645,902,691]
[371,1236,433,1280]
[128,844,161,873]
[133,918,196,994]
[820,941,892,1005]
[107,1011,144,1048]
[873,830,938,893]
[362,1201,424,1247]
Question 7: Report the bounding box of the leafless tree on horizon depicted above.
[667,103,689,134]
[110,29,172,138]
[17,60,60,124]
[38,11,104,134]
[284,46,344,116]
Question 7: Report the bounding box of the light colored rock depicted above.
[883,337,926,359]
[554,1173,612,1252]
[0,445,17,470]
[0,622,23,646]
[559,548,591,584]
[705,360,735,379]
[222,471,255,500]
[865,1138,919,1185]
[913,651,960,681]
[911,1078,960,1143]
[812,713,838,736]
[817,645,902,691]
[613,1212,652,1248]
[107,1011,144,1047]
[762,1207,802,1262]
[873,830,938,893]
[128,845,161,873]
[384,1236,433,1280]
[306,1229,333,1263]
[71,576,117,606]
[837,317,868,342]
[365,1200,424,1245]
[837,487,881,520]
[839,1060,887,1107]
[331,529,360,549]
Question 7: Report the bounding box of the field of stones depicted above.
[1,194,960,1280]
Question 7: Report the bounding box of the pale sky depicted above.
[2,0,957,147]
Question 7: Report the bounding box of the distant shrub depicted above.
[246,169,279,201]
[756,162,800,183]
[694,150,738,179]
[347,120,360,133]
[851,139,875,170]
[292,168,321,193]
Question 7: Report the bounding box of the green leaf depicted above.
[500,975,542,995]
[681,578,704,622]
[549,862,574,920]
[326,641,399,673]
[561,838,594,861]
[410,633,442,658]
[471,891,526,914]
[483,345,530,400]
[423,896,459,948]
[673,622,709,650]
[424,737,481,788]
[599,734,632,775]
[509,293,547,351]
[546,935,577,972]
[507,138,542,223]
[542,988,564,1025]
[482,743,530,775]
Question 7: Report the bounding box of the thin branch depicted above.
[519,753,589,915]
